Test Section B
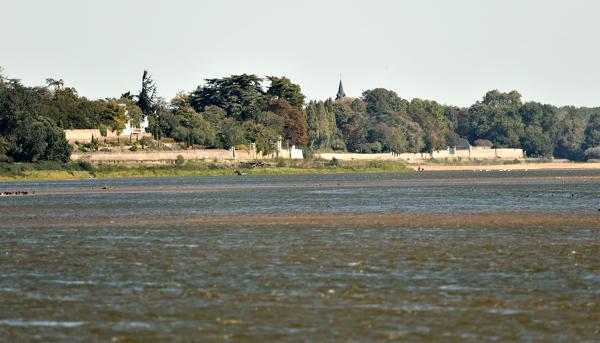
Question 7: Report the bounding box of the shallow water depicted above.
[1,171,599,342]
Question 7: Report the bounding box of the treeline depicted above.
[307,88,600,161]
[1,67,600,163]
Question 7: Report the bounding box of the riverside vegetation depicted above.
[1,66,600,171]
[0,159,412,181]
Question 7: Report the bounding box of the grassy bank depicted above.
[0,159,412,181]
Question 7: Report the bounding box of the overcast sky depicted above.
[2,0,599,107]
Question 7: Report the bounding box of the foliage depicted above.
[137,70,157,117]
[584,113,600,149]
[1,66,600,162]
[583,146,600,160]
[266,76,305,109]
[521,125,553,157]
[190,74,265,121]
[474,139,493,147]
[0,80,71,162]
[269,99,308,146]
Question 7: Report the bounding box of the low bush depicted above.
[368,160,385,168]
[584,146,600,160]
[327,157,341,167]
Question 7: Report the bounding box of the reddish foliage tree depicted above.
[269,99,308,146]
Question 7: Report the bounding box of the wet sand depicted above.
[1,211,599,229]
[2,171,600,341]
[412,162,600,171]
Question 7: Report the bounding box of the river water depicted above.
[1,171,599,342]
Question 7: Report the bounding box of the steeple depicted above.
[335,78,346,100]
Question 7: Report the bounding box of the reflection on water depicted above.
[1,171,599,341]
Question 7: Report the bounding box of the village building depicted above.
[64,104,150,143]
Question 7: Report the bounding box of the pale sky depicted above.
[2,0,599,107]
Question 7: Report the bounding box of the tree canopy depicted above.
[1,66,600,162]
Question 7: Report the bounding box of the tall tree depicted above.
[584,113,600,149]
[137,70,157,117]
[266,76,305,109]
[269,99,308,146]
[0,80,71,162]
[190,74,265,121]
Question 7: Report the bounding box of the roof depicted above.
[456,138,471,149]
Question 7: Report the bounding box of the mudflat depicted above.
[412,161,600,171]
[1,170,599,342]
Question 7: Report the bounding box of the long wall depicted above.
[317,148,524,162]
[64,129,150,143]
[71,145,521,164]
[72,149,256,163]
[71,146,304,163]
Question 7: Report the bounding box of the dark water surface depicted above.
[1,171,599,342]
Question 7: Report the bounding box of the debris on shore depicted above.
[0,190,33,196]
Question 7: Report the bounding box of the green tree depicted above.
[584,113,600,149]
[0,79,71,162]
[362,88,409,119]
[555,111,587,161]
[190,74,265,121]
[305,101,320,149]
[468,90,524,148]
[266,76,305,109]
[521,125,552,157]
[137,70,157,117]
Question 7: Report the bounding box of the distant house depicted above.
[118,103,149,137]
[455,138,471,150]
[64,103,150,143]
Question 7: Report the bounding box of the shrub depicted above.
[129,144,138,152]
[474,139,493,148]
[328,157,341,167]
[276,158,286,167]
[368,160,385,168]
[234,144,248,152]
[72,160,95,172]
[303,148,314,160]
[175,155,185,166]
[584,146,600,160]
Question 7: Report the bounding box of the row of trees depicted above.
[0,68,151,162]
[146,74,308,154]
[1,66,600,162]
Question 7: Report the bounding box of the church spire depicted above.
[335,77,346,100]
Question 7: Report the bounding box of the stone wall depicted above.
[316,148,524,162]
[317,152,398,161]
[71,145,522,164]
[71,149,257,163]
[71,145,303,163]
[64,129,151,143]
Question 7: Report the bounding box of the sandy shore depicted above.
[1,211,599,228]
[411,162,600,171]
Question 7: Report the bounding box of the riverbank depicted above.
[2,159,600,181]
[411,161,600,171]
[0,159,412,181]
